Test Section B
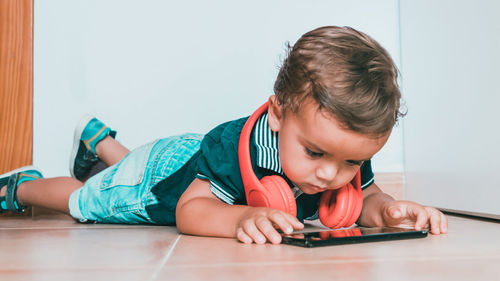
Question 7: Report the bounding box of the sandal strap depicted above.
[0,177,8,213]
[6,173,25,213]
[84,149,99,162]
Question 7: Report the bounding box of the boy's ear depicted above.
[267,95,283,132]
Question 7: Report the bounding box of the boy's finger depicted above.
[413,208,429,231]
[426,207,441,234]
[283,212,304,230]
[242,220,266,244]
[236,227,253,244]
[256,217,281,244]
[440,212,448,233]
[268,212,294,234]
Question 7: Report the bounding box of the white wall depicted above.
[34,0,403,177]
[400,0,500,215]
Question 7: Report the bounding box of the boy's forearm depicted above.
[357,187,394,227]
[176,197,250,238]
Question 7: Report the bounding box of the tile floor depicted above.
[0,213,499,281]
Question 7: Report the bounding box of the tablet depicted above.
[281,226,428,247]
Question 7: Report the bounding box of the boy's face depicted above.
[267,96,390,195]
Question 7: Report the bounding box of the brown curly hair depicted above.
[274,26,405,136]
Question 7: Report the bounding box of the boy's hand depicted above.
[381,200,448,235]
[236,207,304,244]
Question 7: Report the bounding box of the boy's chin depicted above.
[298,185,325,195]
[301,190,321,195]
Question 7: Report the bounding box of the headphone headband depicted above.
[238,102,270,195]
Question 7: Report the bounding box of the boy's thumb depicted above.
[386,205,402,219]
[391,209,401,218]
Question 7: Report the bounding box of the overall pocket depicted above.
[100,141,156,190]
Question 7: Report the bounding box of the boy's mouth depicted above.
[304,184,327,193]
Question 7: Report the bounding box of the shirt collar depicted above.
[253,112,284,174]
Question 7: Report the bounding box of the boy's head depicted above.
[273,25,403,137]
[267,26,404,194]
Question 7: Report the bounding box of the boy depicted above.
[0,26,447,244]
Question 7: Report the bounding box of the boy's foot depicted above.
[69,115,116,181]
[0,166,43,213]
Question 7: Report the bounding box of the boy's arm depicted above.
[358,183,448,234]
[175,178,303,244]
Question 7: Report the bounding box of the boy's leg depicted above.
[16,177,82,214]
[0,166,81,214]
[95,135,130,166]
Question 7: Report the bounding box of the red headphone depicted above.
[238,102,364,229]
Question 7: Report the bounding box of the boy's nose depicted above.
[315,163,338,185]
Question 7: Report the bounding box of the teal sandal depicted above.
[69,115,116,181]
[0,166,43,213]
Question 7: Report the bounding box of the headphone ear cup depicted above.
[343,183,363,226]
[248,175,296,216]
[318,186,351,228]
[318,172,363,228]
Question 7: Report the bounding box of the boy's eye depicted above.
[305,147,323,158]
[346,160,363,166]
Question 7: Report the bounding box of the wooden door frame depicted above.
[0,0,34,174]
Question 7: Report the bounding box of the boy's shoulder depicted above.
[203,116,249,144]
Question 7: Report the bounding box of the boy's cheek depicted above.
[280,161,308,183]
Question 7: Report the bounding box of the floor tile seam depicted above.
[150,234,182,281]
[162,254,500,268]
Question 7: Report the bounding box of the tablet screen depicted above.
[281,226,428,247]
